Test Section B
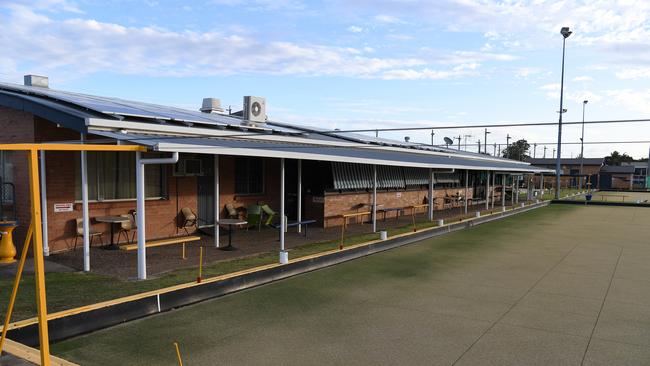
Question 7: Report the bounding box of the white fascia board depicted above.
[154,142,541,173]
[86,118,532,167]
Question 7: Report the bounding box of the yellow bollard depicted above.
[0,221,18,264]
[182,242,186,260]
[0,223,33,354]
[197,247,203,283]
[173,342,184,366]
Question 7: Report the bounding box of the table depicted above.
[216,219,247,251]
[95,216,130,249]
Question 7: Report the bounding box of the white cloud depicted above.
[604,89,650,114]
[374,14,404,24]
[347,25,363,33]
[572,76,594,82]
[615,67,650,79]
[515,67,544,78]
[1,4,511,81]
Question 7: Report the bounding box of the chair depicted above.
[225,203,238,219]
[73,218,104,250]
[116,211,137,245]
[246,204,262,231]
[260,204,276,226]
[181,207,197,236]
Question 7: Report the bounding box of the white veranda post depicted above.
[80,136,90,272]
[214,155,220,248]
[279,158,288,264]
[297,159,302,234]
[372,164,377,232]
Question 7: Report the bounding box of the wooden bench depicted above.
[120,235,201,251]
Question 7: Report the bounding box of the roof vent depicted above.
[200,98,224,113]
[242,96,266,125]
[24,75,49,88]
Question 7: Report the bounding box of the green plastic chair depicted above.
[246,204,262,231]
[260,204,277,226]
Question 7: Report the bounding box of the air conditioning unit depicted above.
[243,96,266,124]
[174,158,204,176]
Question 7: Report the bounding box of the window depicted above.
[75,152,167,201]
[235,157,264,195]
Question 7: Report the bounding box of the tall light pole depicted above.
[579,100,588,189]
[431,130,435,146]
[555,26,572,199]
[484,128,491,154]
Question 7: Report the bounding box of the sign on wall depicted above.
[53,203,74,213]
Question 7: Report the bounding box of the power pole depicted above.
[493,143,497,156]
[484,129,491,155]
[431,130,435,146]
[506,134,511,148]
[456,135,462,150]
[543,146,547,158]
[533,143,537,158]
[477,139,481,154]
[553,148,556,158]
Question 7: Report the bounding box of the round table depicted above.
[95,216,131,249]
[216,219,247,251]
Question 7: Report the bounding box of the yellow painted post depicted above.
[0,223,33,354]
[197,247,203,283]
[27,148,51,366]
[182,242,186,260]
[173,342,184,366]
[339,218,345,250]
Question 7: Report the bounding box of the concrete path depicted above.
[52,205,650,365]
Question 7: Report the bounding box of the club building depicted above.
[0,75,550,279]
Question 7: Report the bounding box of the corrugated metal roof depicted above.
[91,131,553,173]
[0,81,553,173]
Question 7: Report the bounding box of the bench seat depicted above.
[120,235,201,251]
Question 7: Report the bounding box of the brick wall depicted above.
[321,186,485,227]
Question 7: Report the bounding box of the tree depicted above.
[604,151,634,166]
[502,139,530,161]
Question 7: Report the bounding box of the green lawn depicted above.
[0,216,451,323]
[50,204,650,365]
[48,205,616,365]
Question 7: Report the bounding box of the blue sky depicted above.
[2,0,650,158]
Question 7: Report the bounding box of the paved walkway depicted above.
[52,204,650,365]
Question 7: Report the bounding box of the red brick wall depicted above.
[0,107,36,247]
[321,186,483,227]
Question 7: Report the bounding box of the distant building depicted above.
[527,158,604,189]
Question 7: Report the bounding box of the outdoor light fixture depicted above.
[555,26,572,199]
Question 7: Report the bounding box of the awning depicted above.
[90,131,554,173]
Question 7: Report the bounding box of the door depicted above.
[197,155,215,228]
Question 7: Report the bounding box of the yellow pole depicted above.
[339,218,345,250]
[28,148,51,366]
[182,243,186,260]
[173,342,183,366]
[0,223,33,354]
[197,247,203,283]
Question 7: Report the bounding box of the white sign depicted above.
[53,203,74,213]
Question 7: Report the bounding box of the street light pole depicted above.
[431,130,435,146]
[579,100,588,189]
[555,26,572,199]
